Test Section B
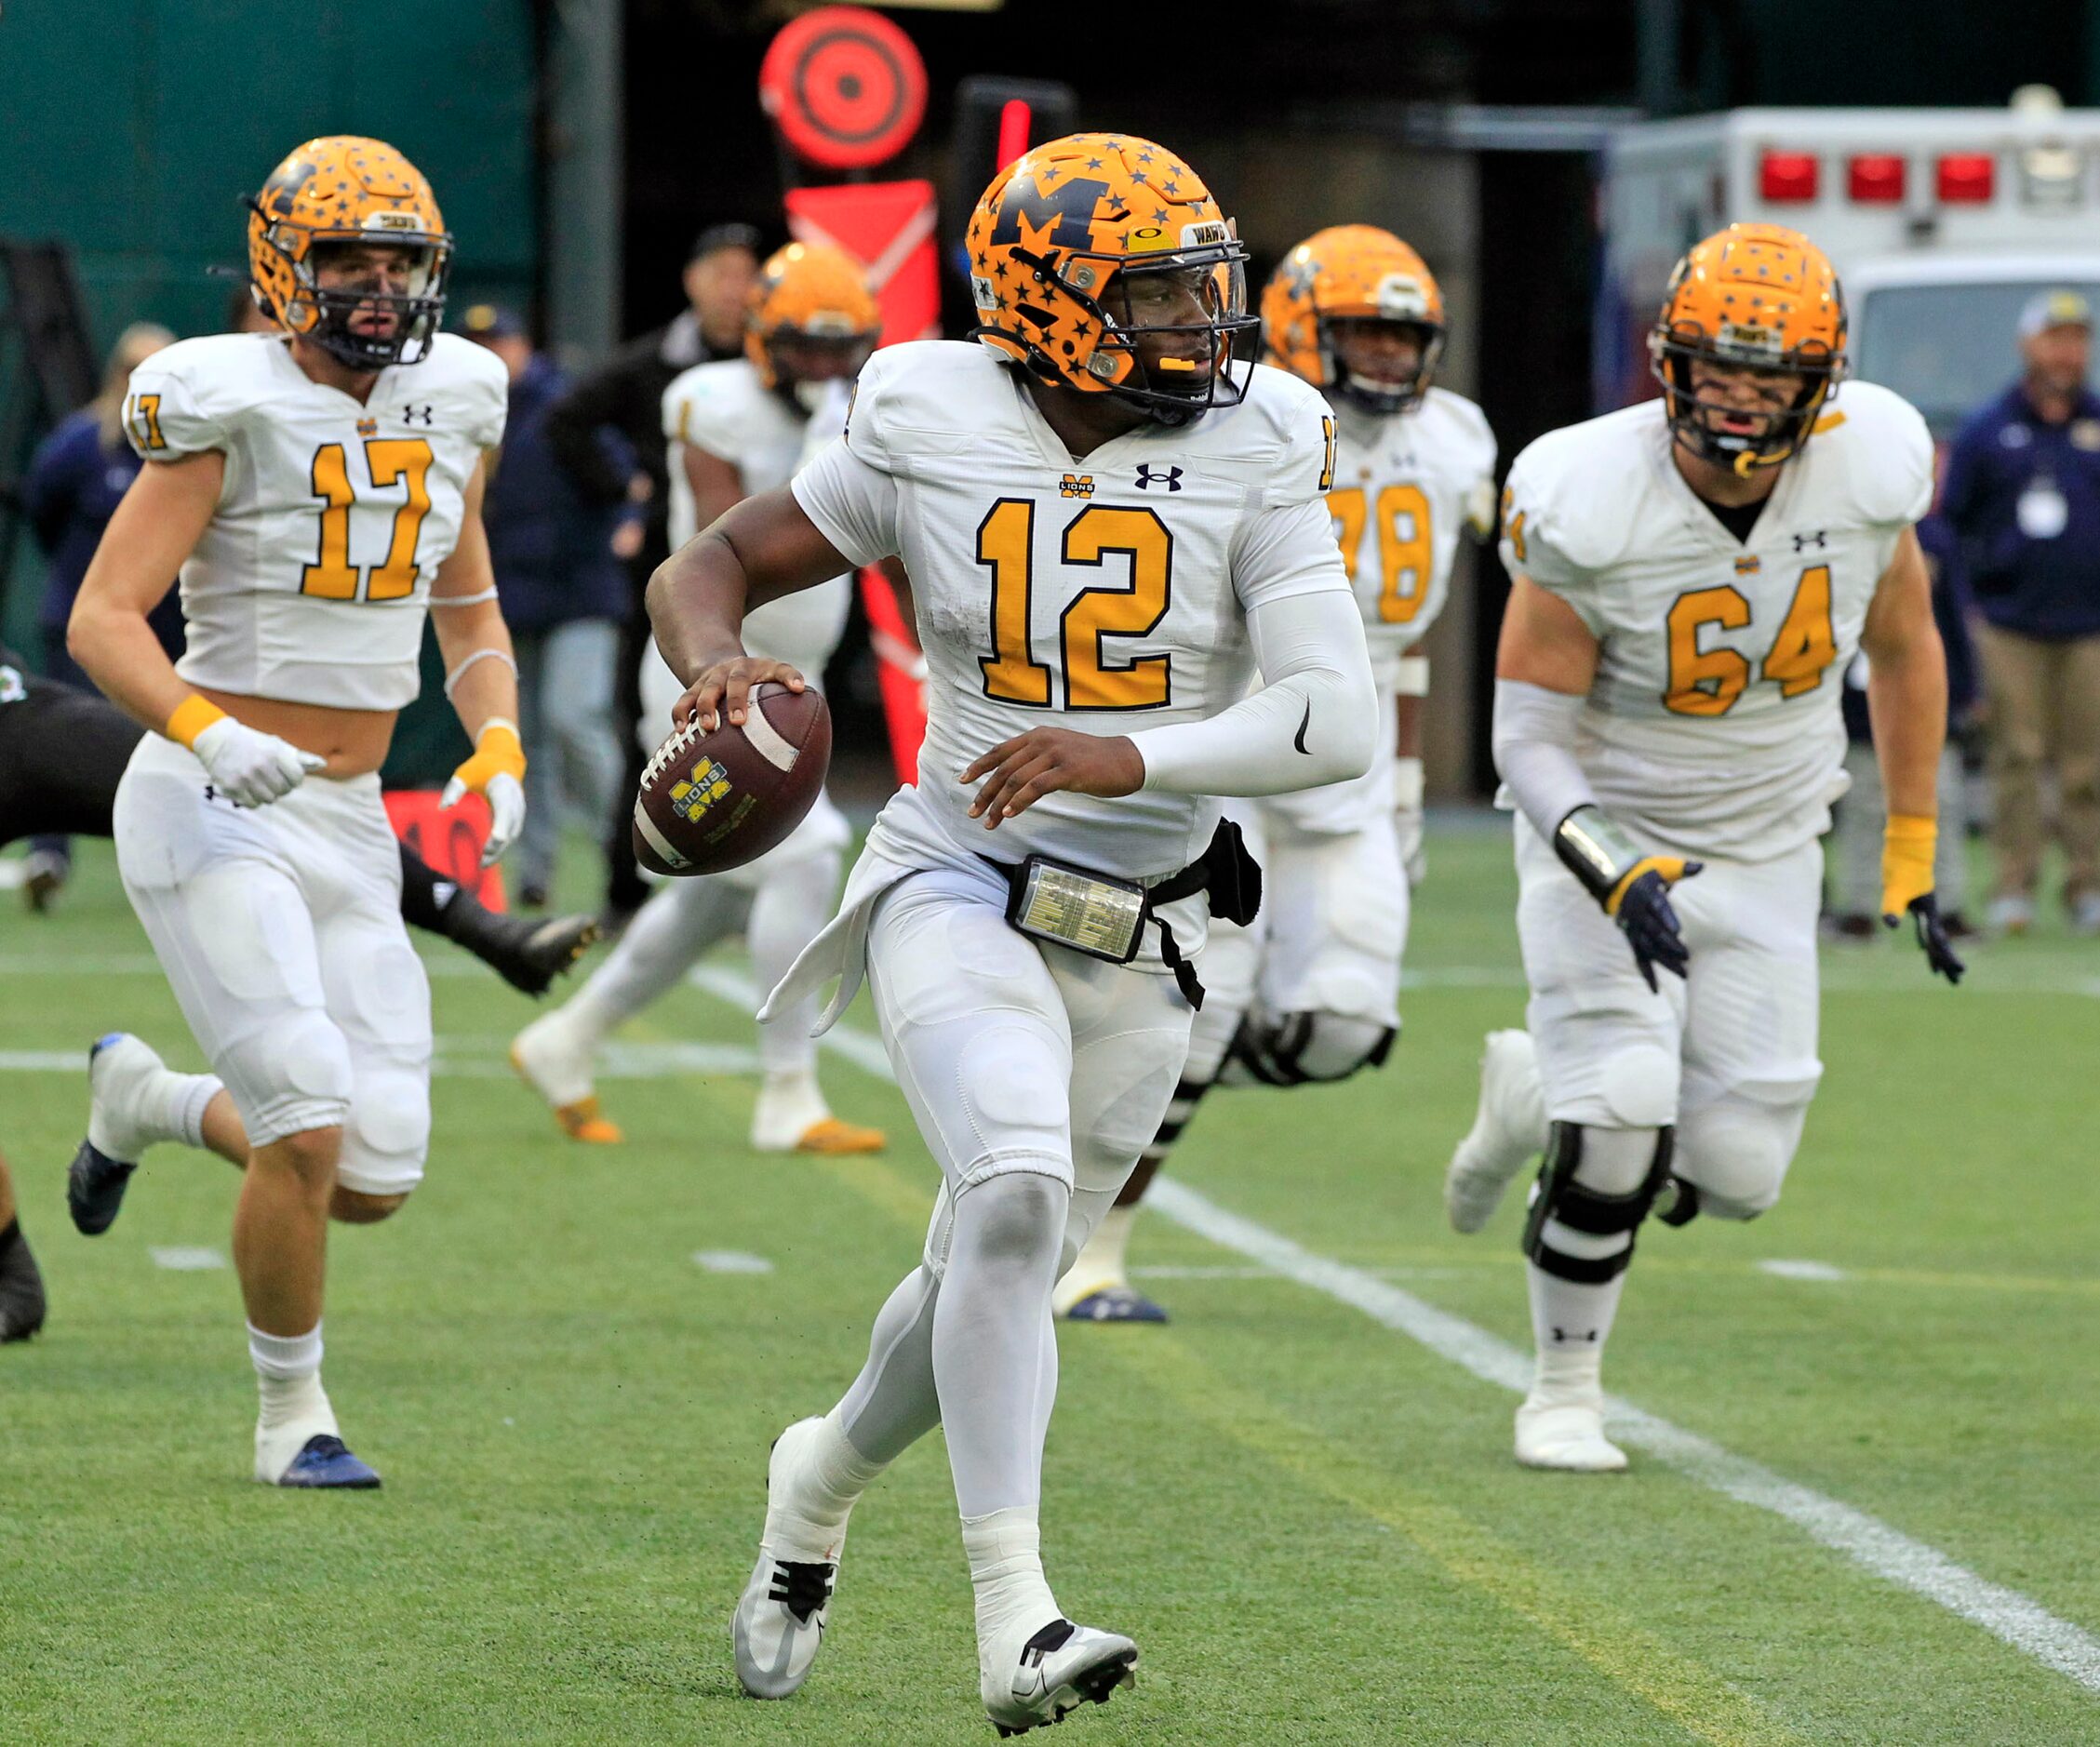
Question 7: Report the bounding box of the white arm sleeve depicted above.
[1129,589,1376,797]
[1491,677,1598,841]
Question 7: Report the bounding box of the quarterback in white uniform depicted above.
[511,241,885,1155]
[650,137,1373,1732]
[1443,224,1962,1473]
[63,138,526,1488]
[1056,223,1498,1322]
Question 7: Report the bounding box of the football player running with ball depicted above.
[64,138,525,1487]
[1055,223,1498,1322]
[511,242,885,1154]
[651,136,1374,1733]
[1443,224,1962,1473]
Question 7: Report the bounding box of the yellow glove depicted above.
[1880,814,1936,922]
[442,718,527,867]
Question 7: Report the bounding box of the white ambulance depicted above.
[1597,89,2100,434]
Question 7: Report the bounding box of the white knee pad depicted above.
[231,1007,354,1148]
[337,1056,431,1198]
[1676,1099,1806,1221]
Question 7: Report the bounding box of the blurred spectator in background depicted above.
[463,303,633,909]
[1826,515,1978,938]
[1943,290,2100,936]
[543,221,763,926]
[17,321,177,909]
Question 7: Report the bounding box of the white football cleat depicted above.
[1445,1030,1547,1234]
[1514,1397,1628,1473]
[510,1009,620,1143]
[982,1616,1139,1737]
[732,1419,851,1700]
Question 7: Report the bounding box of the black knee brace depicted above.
[1225,1011,1397,1087]
[1521,1122,1675,1284]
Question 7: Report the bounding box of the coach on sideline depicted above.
[1942,289,2100,937]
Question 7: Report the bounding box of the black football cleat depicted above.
[448,903,598,997]
[273,1434,382,1489]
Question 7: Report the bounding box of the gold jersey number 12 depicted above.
[978,500,1174,711]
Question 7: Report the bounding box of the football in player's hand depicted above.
[631,684,831,877]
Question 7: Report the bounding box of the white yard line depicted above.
[1145,1178,2100,1699]
[148,1247,226,1271]
[680,967,2100,1700]
[1758,1259,1849,1282]
[692,1250,774,1274]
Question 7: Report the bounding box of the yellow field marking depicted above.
[1108,1333,1812,1747]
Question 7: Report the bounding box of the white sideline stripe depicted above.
[149,1246,225,1272]
[1144,1178,2100,1698]
[1759,1259,1849,1282]
[675,971,2100,1699]
[687,965,895,1080]
[693,1249,774,1274]
[5,953,2100,998]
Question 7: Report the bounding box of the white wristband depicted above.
[431,585,501,607]
[444,646,519,698]
[1392,655,1431,698]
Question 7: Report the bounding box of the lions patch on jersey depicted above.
[120,331,507,712]
[1499,380,1933,860]
[791,340,1349,883]
[1329,387,1495,673]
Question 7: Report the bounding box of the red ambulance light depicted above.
[1847,154,1906,203]
[1759,150,1820,203]
[1937,153,1996,202]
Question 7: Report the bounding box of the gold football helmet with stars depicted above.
[964,132,1257,425]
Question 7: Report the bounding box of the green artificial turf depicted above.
[1,824,2094,1744]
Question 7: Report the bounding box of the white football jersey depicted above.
[1330,387,1496,676]
[792,341,1350,882]
[1499,380,1933,860]
[122,332,507,711]
[660,358,851,675]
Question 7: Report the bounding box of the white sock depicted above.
[168,1074,220,1150]
[247,1321,336,1433]
[1524,1261,1624,1404]
[962,1506,1059,1659]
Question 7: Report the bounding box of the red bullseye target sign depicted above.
[759,6,928,171]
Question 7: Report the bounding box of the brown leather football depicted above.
[631,684,833,877]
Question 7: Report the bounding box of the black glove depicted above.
[1615,864,1700,994]
[1889,892,1964,984]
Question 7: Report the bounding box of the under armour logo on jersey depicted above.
[1792,530,1828,552]
[1134,464,1183,492]
[400,405,435,426]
